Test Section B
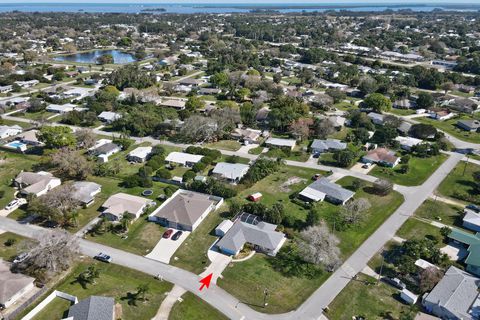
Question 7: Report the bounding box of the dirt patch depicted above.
[280,176,306,193]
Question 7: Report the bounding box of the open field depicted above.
[169,292,228,320]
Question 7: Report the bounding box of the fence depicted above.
[20,290,77,320]
[2,286,47,320]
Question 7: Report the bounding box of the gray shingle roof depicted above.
[423,266,480,319]
[303,178,354,202]
[68,296,114,320]
[311,139,347,152]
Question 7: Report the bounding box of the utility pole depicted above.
[462,154,470,176]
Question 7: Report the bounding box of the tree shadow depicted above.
[120,292,139,306]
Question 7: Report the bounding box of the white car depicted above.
[5,198,26,211]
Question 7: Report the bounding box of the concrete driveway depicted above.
[145,230,190,264]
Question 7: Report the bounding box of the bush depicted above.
[371,179,393,196]
[113,137,133,150]
[147,155,165,170]
[182,170,196,182]
[122,175,142,188]
[225,155,240,163]
[156,168,172,179]
[164,185,177,197]
[4,238,16,247]
[192,162,207,173]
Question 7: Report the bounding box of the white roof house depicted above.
[127,147,152,163]
[463,208,480,233]
[215,219,234,237]
[212,162,250,183]
[98,111,122,123]
[46,103,88,114]
[394,136,424,151]
[0,125,22,139]
[165,152,203,167]
[400,289,418,305]
[265,137,296,150]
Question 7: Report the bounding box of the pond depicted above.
[53,49,137,64]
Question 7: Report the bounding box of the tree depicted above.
[75,128,97,149]
[363,93,392,113]
[75,265,100,289]
[185,96,204,110]
[240,102,257,127]
[313,118,335,139]
[27,184,80,227]
[305,208,320,227]
[325,88,346,103]
[180,115,219,143]
[341,198,371,225]
[348,128,370,144]
[37,126,76,149]
[442,81,455,94]
[358,76,379,95]
[51,148,92,180]
[372,179,393,196]
[297,223,342,271]
[333,149,355,168]
[416,92,434,110]
[13,231,79,281]
[289,118,311,141]
[156,168,172,179]
[22,50,37,64]
[419,267,444,293]
[410,123,437,139]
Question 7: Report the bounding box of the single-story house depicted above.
[463,208,480,233]
[367,112,385,125]
[362,148,400,167]
[429,109,456,121]
[14,171,61,197]
[423,266,480,319]
[14,80,39,88]
[97,111,122,124]
[67,295,116,320]
[231,127,263,144]
[394,136,423,151]
[165,152,203,167]
[178,78,203,87]
[212,162,250,184]
[215,215,286,257]
[101,193,154,222]
[16,130,42,146]
[265,137,296,150]
[198,88,221,95]
[0,85,12,94]
[447,228,480,276]
[457,120,480,132]
[148,189,223,231]
[299,177,354,205]
[0,125,22,140]
[46,103,88,114]
[0,259,35,309]
[72,181,101,207]
[90,143,121,163]
[159,99,186,110]
[310,139,347,154]
[127,146,152,163]
[397,121,412,136]
[393,99,415,109]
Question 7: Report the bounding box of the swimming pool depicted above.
[4,141,27,151]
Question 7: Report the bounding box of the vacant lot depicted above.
[415,199,463,228]
[169,292,227,320]
[437,162,480,204]
[396,218,443,243]
[218,255,329,314]
[327,274,413,320]
[370,154,447,186]
[204,140,241,151]
[416,116,480,144]
[30,260,173,320]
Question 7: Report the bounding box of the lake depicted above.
[53,50,136,64]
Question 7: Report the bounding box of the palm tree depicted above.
[136,283,150,302]
[120,213,133,233]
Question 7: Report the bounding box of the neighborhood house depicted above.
[101,193,154,221]
[67,295,116,320]
[310,139,347,155]
[0,259,35,309]
[265,137,296,150]
[165,152,203,167]
[127,146,152,163]
[212,162,250,184]
[72,181,102,207]
[0,125,22,139]
[362,148,400,167]
[14,171,61,197]
[299,177,355,205]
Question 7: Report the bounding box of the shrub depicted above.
[182,170,196,182]
[156,168,172,179]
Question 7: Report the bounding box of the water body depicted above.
[53,49,136,64]
[0,3,476,14]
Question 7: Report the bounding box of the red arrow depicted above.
[199,273,213,291]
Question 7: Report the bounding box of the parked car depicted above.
[13,252,29,264]
[172,230,183,241]
[163,229,174,239]
[466,204,480,213]
[362,163,372,169]
[383,277,406,290]
[94,253,112,263]
[312,173,322,180]
[5,198,26,210]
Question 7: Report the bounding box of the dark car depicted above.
[94,253,112,263]
[383,277,406,290]
[163,229,174,239]
[466,204,480,213]
[171,231,183,241]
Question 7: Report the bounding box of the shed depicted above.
[400,289,418,305]
[248,192,262,202]
[215,220,234,237]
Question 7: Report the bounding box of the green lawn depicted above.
[416,116,480,144]
[169,292,227,320]
[389,109,416,116]
[204,140,241,151]
[0,232,32,262]
[369,154,447,186]
[218,255,329,314]
[437,162,480,204]
[170,206,226,274]
[396,218,443,243]
[17,110,58,121]
[328,177,405,258]
[248,146,264,155]
[86,217,165,256]
[414,199,463,228]
[29,260,173,320]
[327,274,413,320]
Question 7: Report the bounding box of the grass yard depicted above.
[86,217,165,256]
[169,292,227,320]
[389,109,416,116]
[218,255,329,314]
[416,116,480,144]
[396,218,443,243]
[327,274,413,320]
[0,151,39,208]
[16,110,58,122]
[265,148,310,162]
[369,154,447,186]
[0,232,32,261]
[437,162,480,204]
[204,140,241,151]
[326,177,404,258]
[248,146,264,155]
[29,260,173,320]
[170,206,226,274]
[414,199,463,228]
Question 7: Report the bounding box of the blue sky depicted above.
[1,0,478,3]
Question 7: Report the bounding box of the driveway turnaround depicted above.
[145,230,190,264]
